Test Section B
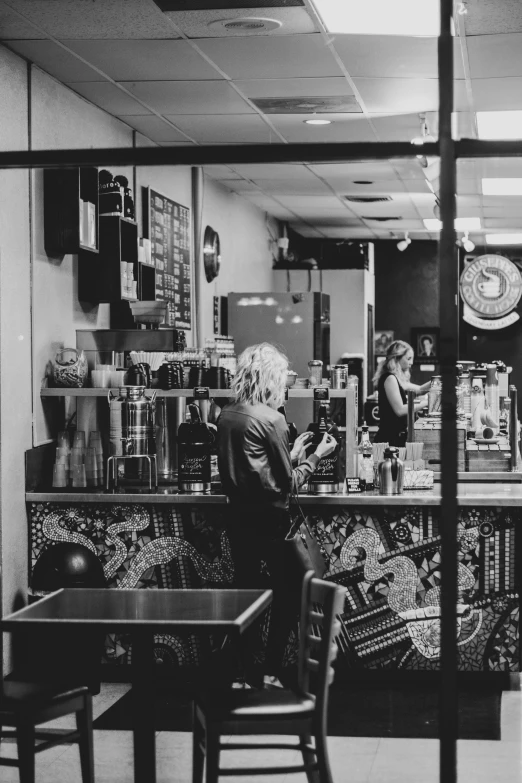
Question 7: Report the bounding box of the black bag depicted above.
[284,481,327,579]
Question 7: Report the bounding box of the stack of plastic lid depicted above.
[158,361,184,390]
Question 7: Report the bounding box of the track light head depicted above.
[397,232,411,252]
[462,231,475,252]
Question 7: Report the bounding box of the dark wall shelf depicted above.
[78,215,138,303]
[44,167,99,256]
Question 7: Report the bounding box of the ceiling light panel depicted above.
[312,0,440,36]
[482,178,522,196]
[477,111,522,139]
[252,95,360,113]
[486,234,522,245]
[423,217,482,231]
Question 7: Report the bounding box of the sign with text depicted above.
[460,254,522,330]
[148,188,191,330]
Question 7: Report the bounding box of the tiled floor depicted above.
[0,681,520,782]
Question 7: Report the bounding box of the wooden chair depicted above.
[0,681,94,783]
[192,570,346,783]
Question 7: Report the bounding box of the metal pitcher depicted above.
[378,446,404,495]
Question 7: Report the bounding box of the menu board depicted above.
[149,188,191,330]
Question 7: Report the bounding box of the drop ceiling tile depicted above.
[268,114,374,143]
[122,80,254,114]
[308,227,376,238]
[482,200,522,216]
[233,77,353,99]
[157,141,195,145]
[68,82,152,115]
[333,35,464,79]
[196,34,343,79]
[229,163,318,180]
[309,162,398,180]
[402,180,433,194]
[220,179,264,192]
[457,195,483,209]
[276,195,346,209]
[288,223,325,238]
[64,40,221,82]
[164,114,278,142]
[467,34,522,78]
[472,78,522,111]
[346,200,420,219]
[4,0,176,39]
[457,179,480,196]
[480,159,522,177]
[6,40,104,82]
[369,113,431,142]
[353,78,469,113]
[0,8,41,39]
[166,7,318,37]
[390,158,430,180]
[245,179,334,196]
[204,165,242,180]
[484,218,522,228]
[117,115,190,142]
[463,0,522,35]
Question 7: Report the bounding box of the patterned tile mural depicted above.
[28,502,519,672]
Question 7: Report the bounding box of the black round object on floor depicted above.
[32,543,106,593]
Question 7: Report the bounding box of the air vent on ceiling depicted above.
[343,196,392,203]
[208,16,282,31]
[361,216,403,222]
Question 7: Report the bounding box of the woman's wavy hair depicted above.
[231,342,288,409]
[373,340,413,386]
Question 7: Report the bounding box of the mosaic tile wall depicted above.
[28,502,520,672]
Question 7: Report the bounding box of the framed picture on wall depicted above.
[374,330,394,356]
[412,327,440,362]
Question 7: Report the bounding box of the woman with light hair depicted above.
[218,342,336,688]
[373,340,429,446]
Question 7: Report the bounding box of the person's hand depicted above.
[315,432,337,460]
[290,431,313,462]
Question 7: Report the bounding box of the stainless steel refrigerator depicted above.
[227,292,330,433]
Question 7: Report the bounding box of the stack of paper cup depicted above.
[53,431,71,487]
[88,431,104,486]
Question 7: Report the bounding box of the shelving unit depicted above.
[78,215,138,303]
[44,167,99,256]
[40,387,349,398]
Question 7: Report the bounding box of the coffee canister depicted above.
[308,359,323,387]
[330,364,347,389]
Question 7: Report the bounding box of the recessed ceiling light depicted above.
[304,119,332,125]
[477,111,522,140]
[486,234,522,245]
[311,0,441,35]
[482,178,522,196]
[423,217,481,231]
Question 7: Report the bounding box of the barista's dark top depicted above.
[218,402,319,511]
[375,371,408,447]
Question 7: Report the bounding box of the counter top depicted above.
[24,482,522,506]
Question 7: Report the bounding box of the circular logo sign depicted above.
[460,254,522,318]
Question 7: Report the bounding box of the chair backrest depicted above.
[297,570,346,724]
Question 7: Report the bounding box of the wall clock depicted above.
[203,225,221,283]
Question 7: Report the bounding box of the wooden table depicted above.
[2,587,272,783]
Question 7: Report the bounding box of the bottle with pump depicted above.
[177,403,214,494]
[358,422,374,490]
[305,403,339,494]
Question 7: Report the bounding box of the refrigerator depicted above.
[227,292,330,433]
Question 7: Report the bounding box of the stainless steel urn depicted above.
[378,446,404,495]
[108,386,157,457]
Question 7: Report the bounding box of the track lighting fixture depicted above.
[397,232,411,251]
[462,231,475,252]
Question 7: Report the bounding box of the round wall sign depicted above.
[460,254,522,326]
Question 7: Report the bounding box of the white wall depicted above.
[0,47,32,670]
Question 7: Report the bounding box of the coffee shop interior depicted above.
[2,0,522,781]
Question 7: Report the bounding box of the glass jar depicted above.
[308,360,323,387]
[428,375,442,417]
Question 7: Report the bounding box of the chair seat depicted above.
[0,681,88,718]
[198,688,316,721]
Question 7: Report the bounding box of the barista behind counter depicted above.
[374,340,429,447]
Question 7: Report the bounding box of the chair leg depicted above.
[16,722,36,783]
[300,734,320,783]
[76,694,95,783]
[204,725,221,783]
[315,730,334,783]
[192,707,205,783]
